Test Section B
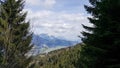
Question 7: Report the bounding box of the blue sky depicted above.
[24,0,92,41]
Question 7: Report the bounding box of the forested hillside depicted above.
[32,44,82,68]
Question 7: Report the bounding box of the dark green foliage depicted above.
[81,0,120,68]
[0,0,33,68]
[33,44,81,68]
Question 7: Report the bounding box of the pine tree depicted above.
[0,0,33,68]
[80,0,120,68]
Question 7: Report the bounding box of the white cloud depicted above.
[26,0,40,6]
[43,0,56,8]
[26,0,56,8]
[24,9,91,41]
[23,0,92,41]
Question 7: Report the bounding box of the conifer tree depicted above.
[80,0,120,68]
[0,0,33,68]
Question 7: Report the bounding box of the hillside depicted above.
[32,44,82,68]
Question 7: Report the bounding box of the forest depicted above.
[0,0,120,68]
[32,44,82,68]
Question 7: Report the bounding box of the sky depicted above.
[24,0,92,41]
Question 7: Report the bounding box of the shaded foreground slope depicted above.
[32,44,82,68]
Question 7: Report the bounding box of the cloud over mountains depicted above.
[24,0,92,41]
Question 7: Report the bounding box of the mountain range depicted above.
[31,33,79,54]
